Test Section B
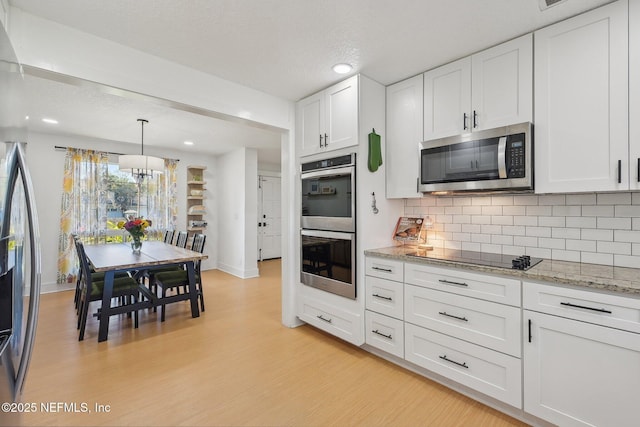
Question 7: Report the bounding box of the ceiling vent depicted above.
[539,0,568,10]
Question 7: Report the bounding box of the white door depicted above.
[296,91,324,157]
[630,0,640,190]
[471,33,532,131]
[424,57,471,140]
[386,75,423,198]
[534,0,628,193]
[258,175,281,260]
[524,310,640,427]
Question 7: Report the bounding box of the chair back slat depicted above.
[191,233,206,254]
[74,240,94,290]
[163,230,175,244]
[175,231,188,248]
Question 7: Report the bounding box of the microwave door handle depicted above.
[497,136,508,179]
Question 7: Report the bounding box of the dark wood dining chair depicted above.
[75,239,141,341]
[154,233,206,321]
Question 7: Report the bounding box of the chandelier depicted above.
[119,118,164,182]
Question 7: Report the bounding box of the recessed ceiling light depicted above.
[183,141,194,146]
[42,118,58,124]
[332,63,353,74]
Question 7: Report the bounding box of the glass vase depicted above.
[131,236,142,254]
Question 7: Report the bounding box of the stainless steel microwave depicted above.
[419,122,533,194]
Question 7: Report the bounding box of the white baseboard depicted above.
[217,263,259,279]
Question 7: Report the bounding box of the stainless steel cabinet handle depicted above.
[439,355,468,369]
[637,158,640,183]
[473,110,478,128]
[373,294,393,301]
[618,159,622,184]
[438,279,469,287]
[317,314,332,323]
[463,113,468,130]
[372,329,392,339]
[438,311,468,322]
[319,134,323,147]
[372,266,393,273]
[324,133,328,146]
[560,301,612,314]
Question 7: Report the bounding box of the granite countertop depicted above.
[364,246,640,297]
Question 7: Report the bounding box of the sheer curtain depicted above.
[56,149,178,285]
[57,148,109,285]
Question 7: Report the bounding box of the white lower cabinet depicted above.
[405,322,522,408]
[523,280,640,427]
[298,295,363,345]
[365,310,404,358]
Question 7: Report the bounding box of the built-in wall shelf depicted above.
[186,165,207,237]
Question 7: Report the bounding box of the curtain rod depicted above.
[54,145,179,161]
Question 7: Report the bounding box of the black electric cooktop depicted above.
[406,249,543,271]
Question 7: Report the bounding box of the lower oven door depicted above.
[300,229,355,300]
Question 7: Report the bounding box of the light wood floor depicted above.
[20,260,527,426]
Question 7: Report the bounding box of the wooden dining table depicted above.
[83,240,208,342]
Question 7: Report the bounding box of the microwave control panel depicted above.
[506,133,526,178]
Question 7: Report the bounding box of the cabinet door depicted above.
[524,310,640,427]
[630,0,640,190]
[534,0,628,193]
[386,75,423,198]
[325,75,359,151]
[471,34,532,131]
[297,92,324,157]
[424,57,471,140]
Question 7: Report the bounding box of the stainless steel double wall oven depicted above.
[300,153,356,299]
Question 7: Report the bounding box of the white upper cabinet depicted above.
[630,0,640,190]
[423,34,532,141]
[296,75,358,157]
[386,75,423,198]
[534,0,628,193]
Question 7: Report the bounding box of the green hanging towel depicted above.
[368,129,382,172]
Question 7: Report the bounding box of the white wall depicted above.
[26,132,218,293]
[217,147,259,278]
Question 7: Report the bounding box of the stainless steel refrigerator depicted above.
[0,19,43,425]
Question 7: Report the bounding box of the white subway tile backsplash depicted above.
[552,228,580,239]
[597,217,631,230]
[503,205,526,216]
[581,229,613,241]
[581,252,613,265]
[597,193,631,205]
[514,216,538,226]
[492,216,514,226]
[582,205,614,217]
[402,191,640,268]
[566,239,597,252]
[552,205,582,216]
[538,216,565,227]
[539,194,566,206]
[566,217,596,228]
[526,226,552,238]
[552,249,581,262]
[615,205,640,217]
[526,205,553,216]
[614,254,640,268]
[614,230,640,243]
[566,194,596,205]
[513,195,538,206]
[597,241,631,255]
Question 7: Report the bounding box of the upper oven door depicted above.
[301,165,355,232]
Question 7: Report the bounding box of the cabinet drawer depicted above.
[405,323,522,409]
[405,285,521,357]
[365,276,404,320]
[524,281,640,334]
[365,311,404,358]
[298,296,363,345]
[405,262,521,306]
[365,257,404,282]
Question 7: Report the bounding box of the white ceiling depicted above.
[10,0,614,164]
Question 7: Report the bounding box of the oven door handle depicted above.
[497,136,508,179]
[301,165,354,180]
[301,228,354,241]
